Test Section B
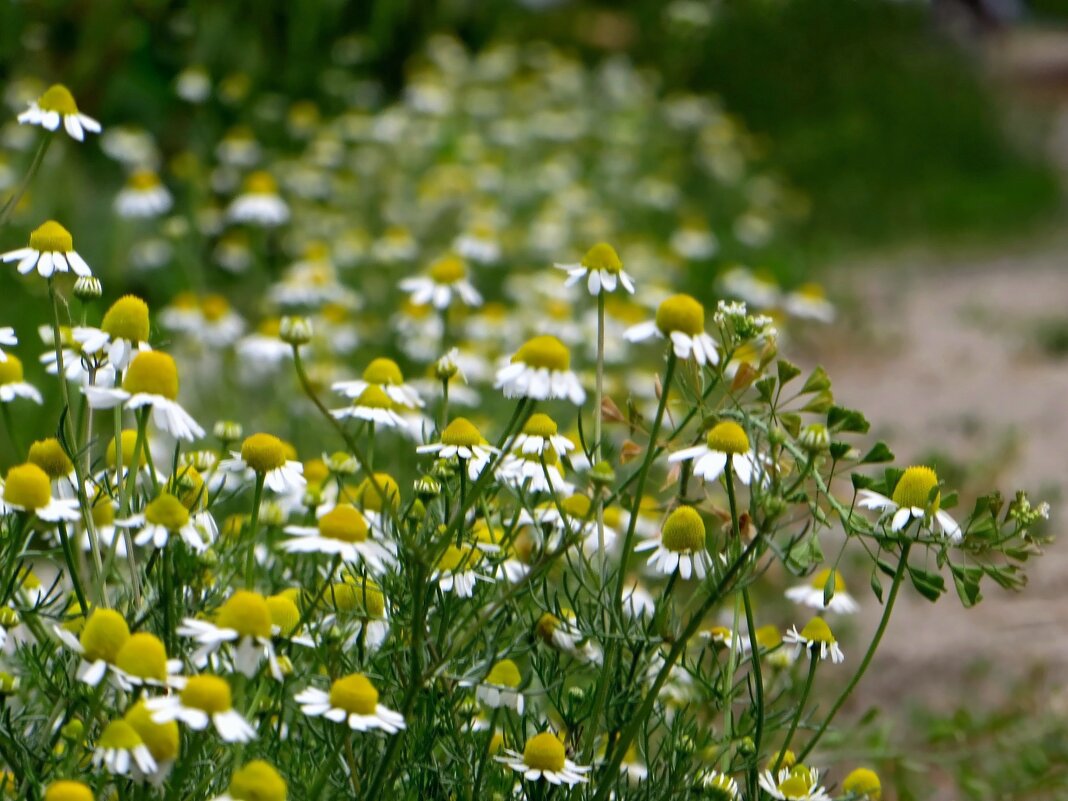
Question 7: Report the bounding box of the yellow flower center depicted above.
[318,504,368,543]
[200,294,230,322]
[175,466,206,509]
[512,336,570,371]
[43,780,93,801]
[92,498,115,528]
[216,590,273,638]
[706,421,750,455]
[102,295,150,343]
[799,617,835,644]
[115,632,168,681]
[428,255,467,284]
[362,357,404,386]
[27,438,73,479]
[38,84,80,115]
[523,732,566,772]
[244,171,278,195]
[240,433,287,473]
[79,608,131,663]
[127,170,161,191]
[523,413,558,438]
[266,595,300,637]
[28,220,74,253]
[777,775,811,800]
[581,242,622,274]
[144,492,190,531]
[755,625,782,649]
[535,613,560,642]
[436,544,482,572]
[228,760,287,801]
[809,568,846,593]
[891,466,940,511]
[180,675,233,713]
[560,494,592,519]
[4,463,52,510]
[304,459,329,486]
[356,385,394,410]
[330,579,385,617]
[123,351,179,400]
[441,417,482,448]
[485,659,521,689]
[655,294,705,336]
[329,673,379,715]
[0,354,24,385]
[843,767,882,799]
[355,473,400,512]
[107,430,147,468]
[97,719,143,750]
[660,506,706,553]
[124,701,179,762]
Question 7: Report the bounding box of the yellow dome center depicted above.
[91,498,115,528]
[227,760,287,801]
[107,430,147,468]
[809,568,846,592]
[244,171,278,195]
[240,433,287,473]
[200,294,230,322]
[79,608,131,663]
[124,700,179,762]
[266,595,300,636]
[842,767,882,799]
[0,355,24,385]
[102,295,150,343]
[356,473,400,512]
[114,632,168,681]
[799,617,835,644]
[891,466,940,511]
[560,494,592,519]
[329,673,379,715]
[123,351,179,400]
[356,385,394,410]
[428,255,467,284]
[127,170,161,191]
[4,463,52,510]
[436,544,482,572]
[97,719,143,750]
[777,775,811,800]
[329,579,385,618]
[655,294,705,336]
[512,336,570,371]
[43,780,93,801]
[216,590,273,638]
[440,417,482,447]
[144,492,190,531]
[485,659,521,689]
[28,438,73,479]
[523,732,566,772]
[29,220,73,253]
[523,413,559,438]
[706,421,750,455]
[581,242,622,274]
[180,675,233,713]
[38,84,79,114]
[660,506,706,553]
[535,613,560,642]
[362,357,404,386]
[318,504,368,543]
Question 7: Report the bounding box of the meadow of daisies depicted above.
[0,33,1051,801]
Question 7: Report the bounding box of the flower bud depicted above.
[280,315,312,345]
[73,275,102,301]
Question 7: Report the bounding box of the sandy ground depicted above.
[799,240,1068,713]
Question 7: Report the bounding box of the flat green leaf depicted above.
[907,566,946,602]
[777,359,802,385]
[860,442,894,464]
[827,405,870,434]
[801,365,831,394]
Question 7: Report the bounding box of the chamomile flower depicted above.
[91,719,157,777]
[123,700,180,785]
[418,417,498,479]
[511,413,574,457]
[109,631,184,690]
[79,294,153,371]
[0,327,16,362]
[328,577,391,652]
[147,674,257,742]
[281,504,395,572]
[698,770,740,799]
[759,765,831,801]
[213,760,287,801]
[464,658,525,713]
[621,580,656,619]
[177,590,280,679]
[555,242,635,295]
[635,506,711,580]
[0,355,41,405]
[495,335,586,404]
[668,421,766,486]
[43,781,95,801]
[295,673,405,734]
[115,170,173,218]
[842,767,882,800]
[53,607,130,686]
[83,351,205,442]
[227,171,289,226]
[535,611,602,664]
[784,617,844,664]
[785,568,859,614]
[117,492,210,552]
[220,434,306,495]
[400,254,482,309]
[17,84,101,141]
[783,283,835,323]
[857,466,962,542]
[26,437,76,497]
[331,385,408,428]
[496,731,591,786]
[497,451,574,496]
[746,624,797,669]
[432,543,493,597]
[2,220,92,278]
[624,293,719,366]
[332,357,424,409]
[3,463,79,520]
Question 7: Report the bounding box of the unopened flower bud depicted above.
[799,423,829,454]
[73,276,102,301]
[280,315,312,345]
[213,420,243,442]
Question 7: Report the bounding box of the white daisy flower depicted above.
[784,617,845,664]
[91,719,157,778]
[555,242,636,295]
[857,466,962,542]
[496,452,574,497]
[295,673,405,734]
[219,433,305,495]
[785,568,859,614]
[624,293,720,366]
[417,417,498,479]
[83,351,204,442]
[53,607,131,687]
[147,674,256,742]
[2,220,92,279]
[699,770,740,799]
[115,170,172,218]
[17,84,101,141]
[621,580,656,619]
[496,732,591,786]
[535,611,602,665]
[177,590,280,679]
[495,335,586,405]
[783,283,835,323]
[330,385,408,428]
[635,506,711,580]
[759,765,831,801]
[0,354,42,404]
[2,463,79,521]
[106,631,184,692]
[453,223,501,264]
[668,421,766,486]
[227,171,289,226]
[431,543,494,598]
[116,491,212,552]
[327,578,391,653]
[212,761,287,801]
[510,412,575,457]
[282,504,395,572]
[399,254,482,309]
[460,658,525,713]
[332,357,424,409]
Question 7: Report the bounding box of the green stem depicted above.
[742,588,764,791]
[244,473,266,589]
[0,134,52,227]
[55,522,87,615]
[796,542,912,762]
[1,404,22,459]
[114,405,142,607]
[773,655,819,775]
